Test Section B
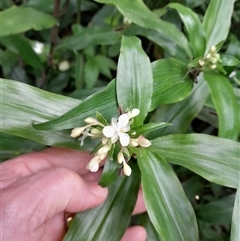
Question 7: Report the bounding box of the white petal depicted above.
[111,133,119,144]
[111,118,118,128]
[128,108,140,118]
[118,114,129,128]
[121,125,130,133]
[103,126,116,137]
[119,133,130,146]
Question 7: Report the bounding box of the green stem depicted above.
[76,0,82,24]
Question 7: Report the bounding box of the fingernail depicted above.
[89,183,108,198]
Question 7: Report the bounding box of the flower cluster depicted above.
[71,108,151,176]
[198,46,221,70]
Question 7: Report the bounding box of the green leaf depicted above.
[0,35,43,70]
[34,80,118,130]
[133,213,163,241]
[150,58,193,110]
[202,0,236,53]
[231,182,240,241]
[196,194,235,225]
[57,26,121,51]
[148,75,209,139]
[151,134,240,188]
[64,162,140,241]
[84,56,100,88]
[221,54,240,66]
[0,79,81,148]
[117,36,153,126]
[98,158,120,187]
[168,3,206,57]
[94,0,192,58]
[0,132,44,161]
[133,122,171,136]
[95,55,117,78]
[204,72,239,141]
[0,5,57,36]
[124,25,186,59]
[137,148,198,240]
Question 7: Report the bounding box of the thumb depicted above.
[8,167,108,228]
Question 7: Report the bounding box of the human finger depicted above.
[2,148,98,180]
[132,188,146,215]
[121,226,147,241]
[2,167,108,236]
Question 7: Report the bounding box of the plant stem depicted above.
[47,0,60,67]
[76,0,82,24]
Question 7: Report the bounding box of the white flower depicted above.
[102,113,131,146]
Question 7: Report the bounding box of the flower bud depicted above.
[136,136,151,147]
[84,117,99,125]
[130,139,139,147]
[198,59,205,66]
[210,46,216,53]
[98,145,110,155]
[128,108,140,118]
[123,162,132,176]
[70,127,85,138]
[102,137,108,145]
[210,64,216,69]
[117,151,124,164]
[58,60,70,71]
[86,156,100,172]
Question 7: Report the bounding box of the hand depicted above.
[1,148,146,241]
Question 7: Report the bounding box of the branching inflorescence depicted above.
[70,108,151,176]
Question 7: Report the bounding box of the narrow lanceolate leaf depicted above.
[151,134,240,188]
[204,72,239,141]
[133,213,163,241]
[202,0,235,53]
[0,35,43,70]
[57,26,120,51]
[99,154,121,187]
[117,36,153,126]
[133,122,171,136]
[0,133,44,161]
[94,0,192,58]
[196,194,235,225]
[231,182,240,241]
[64,163,141,241]
[168,3,206,57]
[0,79,80,149]
[150,58,193,110]
[0,5,57,36]
[137,149,198,241]
[149,73,208,139]
[34,80,118,130]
